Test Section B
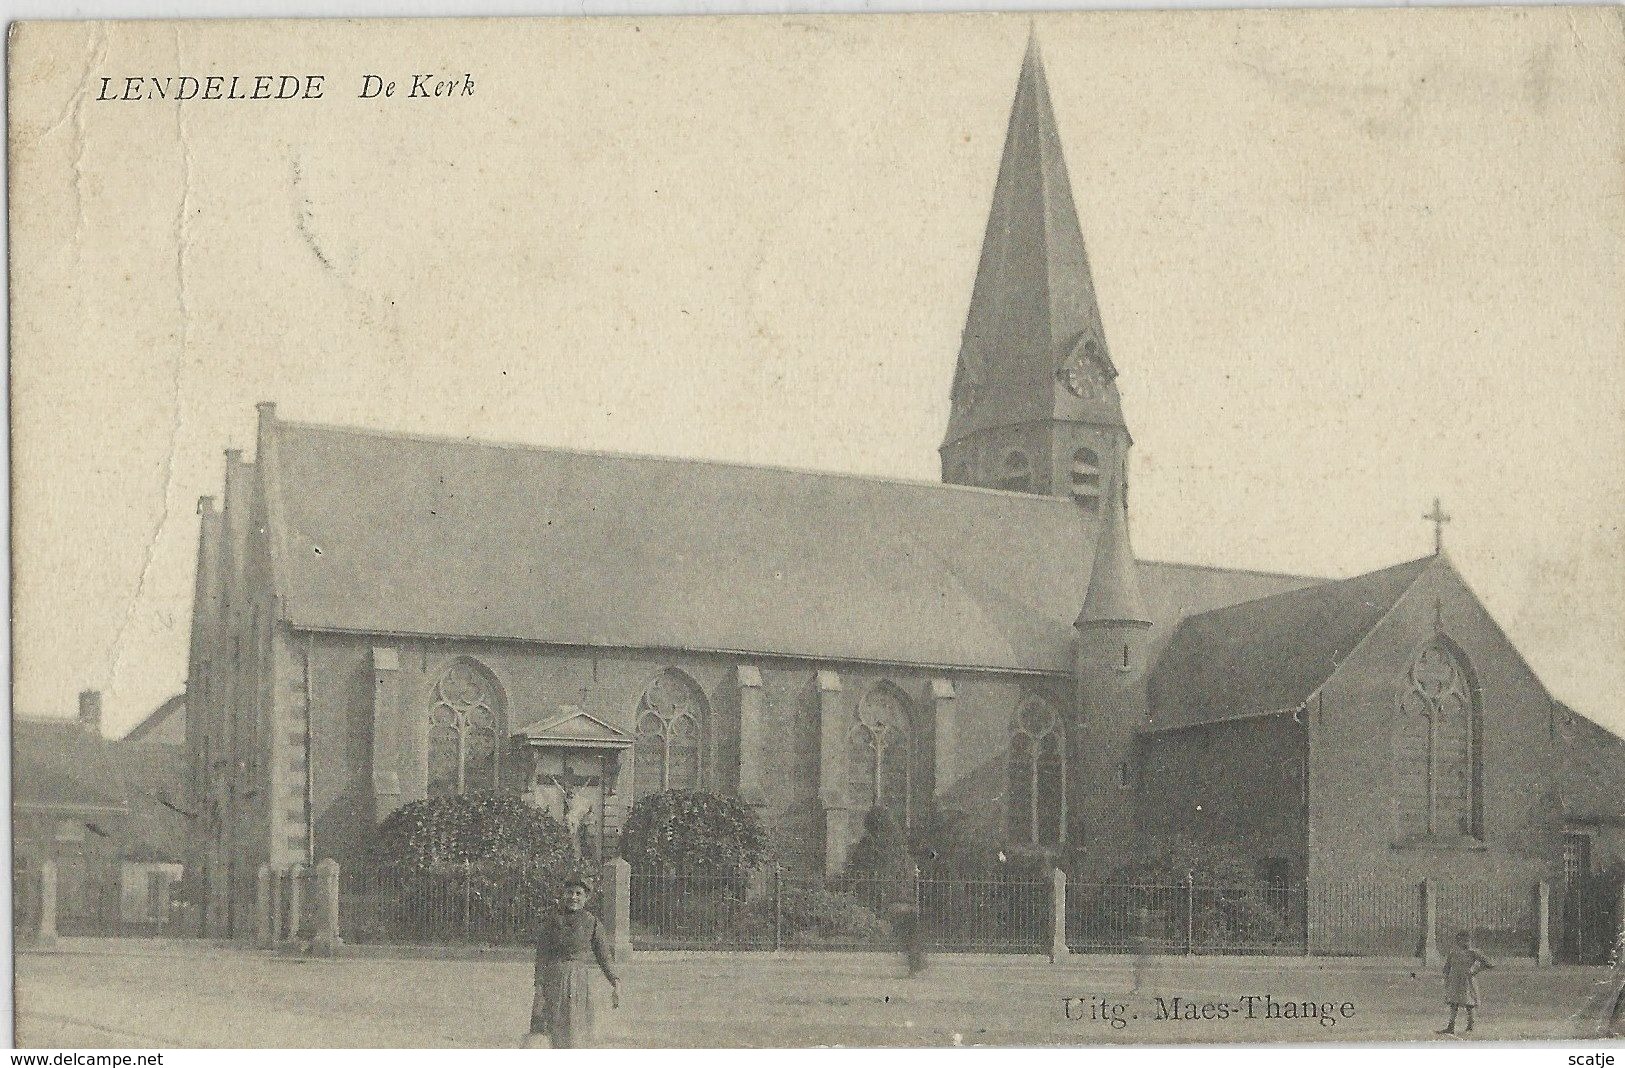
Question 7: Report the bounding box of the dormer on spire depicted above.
[941,37,1132,500]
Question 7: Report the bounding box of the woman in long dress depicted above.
[526,874,620,1048]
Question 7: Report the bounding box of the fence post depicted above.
[1421,879,1441,967]
[1184,872,1195,957]
[1535,880,1553,966]
[36,859,58,947]
[1049,867,1068,963]
[287,863,307,946]
[599,857,632,962]
[255,864,272,948]
[269,867,285,946]
[461,860,472,943]
[311,859,340,957]
[1298,885,1311,956]
[773,865,783,953]
[1615,878,1625,964]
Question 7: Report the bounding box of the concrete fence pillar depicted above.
[37,859,58,947]
[286,863,307,944]
[1421,879,1441,968]
[255,864,273,948]
[599,857,632,962]
[311,859,340,957]
[1535,880,1553,966]
[1050,868,1069,963]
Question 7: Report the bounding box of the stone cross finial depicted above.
[1425,498,1452,555]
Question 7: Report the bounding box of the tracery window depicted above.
[1010,695,1066,846]
[1395,639,1482,839]
[427,659,503,797]
[847,684,916,829]
[634,669,706,798]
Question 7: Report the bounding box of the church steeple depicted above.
[941,35,1130,501]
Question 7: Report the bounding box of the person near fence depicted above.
[885,852,925,977]
[524,873,621,1049]
[1437,929,1494,1036]
[1130,905,1153,995]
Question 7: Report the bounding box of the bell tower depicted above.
[941,35,1131,510]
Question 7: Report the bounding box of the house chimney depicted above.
[78,689,103,738]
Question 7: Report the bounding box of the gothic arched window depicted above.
[1070,447,1102,512]
[1395,639,1482,839]
[1010,695,1066,846]
[634,669,707,798]
[999,450,1032,493]
[847,684,916,829]
[427,659,503,798]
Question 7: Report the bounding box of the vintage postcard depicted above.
[8,9,1624,1049]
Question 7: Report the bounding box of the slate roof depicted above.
[262,416,1324,673]
[121,692,185,744]
[1146,555,1436,731]
[1559,704,1625,825]
[944,37,1126,446]
[13,718,130,815]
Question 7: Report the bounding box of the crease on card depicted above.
[110,23,193,696]
[32,23,110,246]
[292,157,334,271]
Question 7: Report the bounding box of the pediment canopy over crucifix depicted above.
[514,705,632,750]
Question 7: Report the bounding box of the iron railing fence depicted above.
[333,861,1564,961]
[1309,881,1424,957]
[1436,881,1537,960]
[338,862,594,946]
[1065,882,1304,956]
[627,870,1051,953]
[628,870,771,950]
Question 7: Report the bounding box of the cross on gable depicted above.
[1424,497,1452,555]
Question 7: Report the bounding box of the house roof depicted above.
[1146,555,1436,732]
[13,718,130,815]
[262,416,1324,673]
[121,692,185,744]
[1559,704,1625,825]
[111,740,191,863]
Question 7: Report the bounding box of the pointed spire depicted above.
[945,36,1126,448]
[1076,477,1151,630]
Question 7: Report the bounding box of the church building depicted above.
[182,40,1620,939]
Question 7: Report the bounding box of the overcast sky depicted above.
[10,10,1622,736]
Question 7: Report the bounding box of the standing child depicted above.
[1438,929,1494,1036]
[525,873,621,1049]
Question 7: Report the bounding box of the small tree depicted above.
[365,791,574,872]
[619,790,767,875]
[360,792,578,943]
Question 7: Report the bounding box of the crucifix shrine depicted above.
[514,706,631,864]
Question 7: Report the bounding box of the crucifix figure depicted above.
[1424,497,1452,556]
[533,753,604,860]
